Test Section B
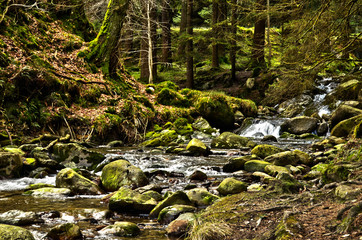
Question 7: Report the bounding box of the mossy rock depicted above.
[334,184,362,200]
[51,143,105,169]
[158,205,197,224]
[330,105,362,128]
[101,160,149,192]
[322,165,350,184]
[0,210,44,226]
[192,117,216,134]
[211,132,254,149]
[26,183,54,190]
[149,191,193,219]
[99,221,141,237]
[24,187,72,198]
[251,144,284,159]
[217,177,248,196]
[333,79,362,101]
[0,152,23,178]
[264,150,304,166]
[186,188,219,206]
[56,168,103,195]
[195,95,235,130]
[268,173,303,194]
[223,155,258,173]
[280,116,319,135]
[186,138,210,156]
[331,114,362,137]
[265,165,290,177]
[244,160,271,172]
[108,187,158,214]
[46,223,82,240]
[0,224,35,240]
[274,214,303,239]
[156,88,190,107]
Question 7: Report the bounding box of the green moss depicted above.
[156,88,190,108]
[322,165,350,184]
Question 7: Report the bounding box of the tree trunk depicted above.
[218,0,227,58]
[162,0,172,69]
[212,0,219,68]
[86,0,130,78]
[178,0,187,57]
[186,0,193,89]
[230,0,237,81]
[251,0,266,68]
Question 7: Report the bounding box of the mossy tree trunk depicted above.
[186,0,194,89]
[230,0,237,81]
[86,0,130,78]
[251,0,266,68]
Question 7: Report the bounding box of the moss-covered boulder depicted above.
[265,150,310,166]
[192,117,216,134]
[0,210,44,226]
[244,160,271,172]
[211,132,255,149]
[158,205,197,224]
[331,114,362,137]
[30,147,59,169]
[223,155,259,173]
[268,172,303,193]
[195,95,235,130]
[274,213,303,239]
[333,79,362,101]
[330,105,362,128]
[166,213,196,238]
[217,177,248,196]
[56,168,103,195]
[186,138,210,156]
[321,165,350,184]
[45,223,82,240]
[265,165,290,177]
[334,184,362,200]
[280,116,319,135]
[149,191,193,219]
[251,144,284,159]
[108,187,158,214]
[0,152,23,178]
[156,88,190,107]
[52,143,105,169]
[0,224,35,240]
[98,221,141,237]
[186,188,219,207]
[25,187,72,198]
[141,129,179,147]
[101,160,149,192]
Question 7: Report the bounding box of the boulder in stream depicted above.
[331,114,362,137]
[158,204,197,224]
[98,221,141,237]
[217,177,248,196]
[265,150,311,166]
[0,152,23,178]
[108,187,158,214]
[332,79,362,101]
[211,132,255,149]
[251,144,284,159]
[101,159,149,192]
[166,213,196,238]
[186,187,219,207]
[0,210,44,226]
[25,187,72,198]
[51,143,105,169]
[244,160,271,172]
[46,223,82,240]
[56,168,104,195]
[0,224,35,240]
[330,105,362,128]
[280,116,319,135]
[186,138,210,156]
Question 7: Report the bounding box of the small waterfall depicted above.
[238,118,284,138]
[312,77,339,116]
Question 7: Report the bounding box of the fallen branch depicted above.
[4,126,13,145]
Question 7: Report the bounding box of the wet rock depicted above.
[317,122,329,136]
[280,116,319,135]
[0,210,44,226]
[23,158,37,170]
[98,221,140,237]
[0,224,35,240]
[158,205,197,224]
[25,187,72,198]
[149,191,193,218]
[332,79,362,101]
[265,150,311,166]
[107,140,124,147]
[334,184,362,200]
[3,147,25,156]
[261,135,278,142]
[278,95,313,118]
[186,138,210,156]
[331,114,362,137]
[189,170,208,181]
[19,144,39,153]
[217,177,248,196]
[166,218,190,238]
[45,223,82,240]
[101,159,149,192]
[26,183,55,190]
[141,190,163,201]
[265,165,290,177]
[56,168,103,195]
[211,132,255,149]
[30,147,60,169]
[223,155,257,173]
[247,183,264,192]
[51,143,105,169]
[330,105,362,128]
[109,187,157,214]
[0,152,23,178]
[186,188,219,207]
[251,144,284,159]
[29,167,52,178]
[244,160,271,172]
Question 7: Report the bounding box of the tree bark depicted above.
[212,0,220,68]
[251,0,266,68]
[178,0,188,57]
[186,0,193,89]
[230,0,237,81]
[86,0,130,78]
[162,0,172,68]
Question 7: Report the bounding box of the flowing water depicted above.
[0,77,338,239]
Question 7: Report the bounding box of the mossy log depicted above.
[85,0,130,77]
